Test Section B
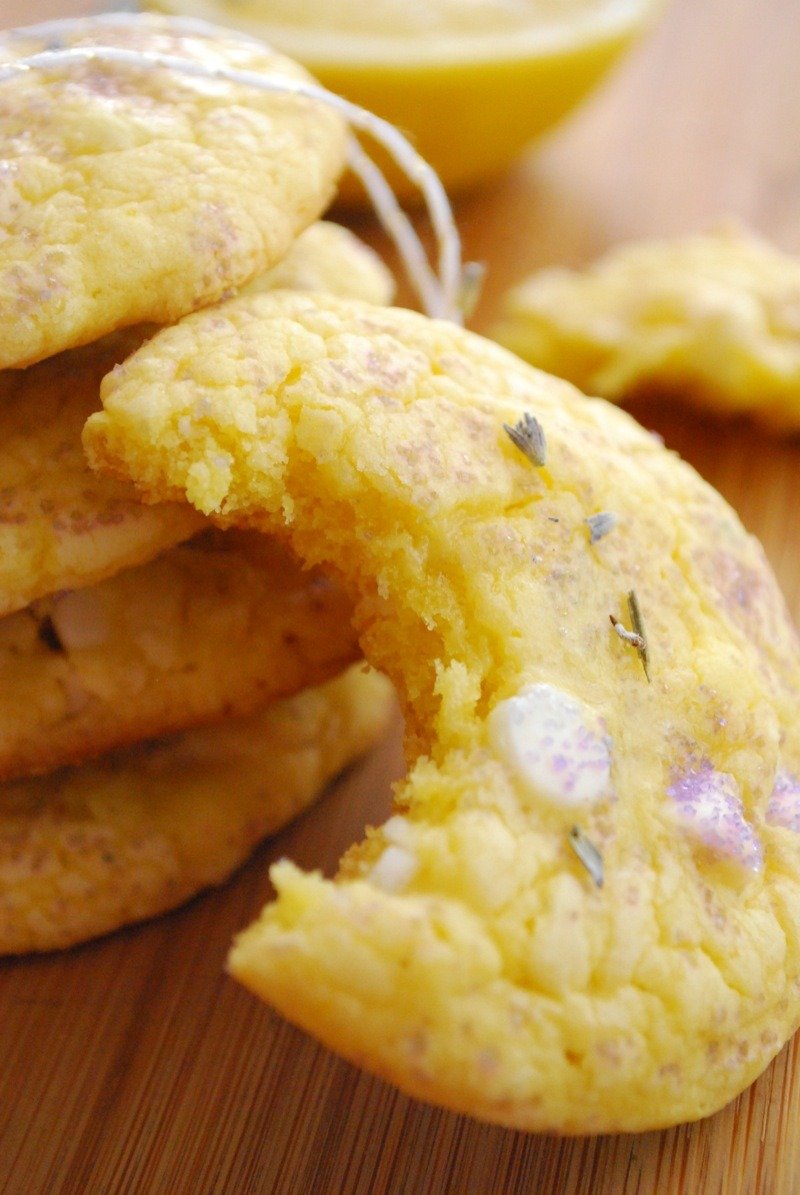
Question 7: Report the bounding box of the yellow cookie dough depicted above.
[0,664,393,954]
[0,529,358,782]
[492,224,800,429]
[85,290,800,1132]
[0,13,347,368]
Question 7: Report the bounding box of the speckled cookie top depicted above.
[0,13,347,368]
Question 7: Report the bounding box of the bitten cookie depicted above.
[492,224,800,429]
[0,13,347,368]
[0,664,393,954]
[85,291,800,1132]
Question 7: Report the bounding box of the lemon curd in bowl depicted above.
[146,0,662,197]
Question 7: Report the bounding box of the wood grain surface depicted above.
[2,1,800,1192]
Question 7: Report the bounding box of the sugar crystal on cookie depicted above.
[766,770,800,834]
[668,761,763,871]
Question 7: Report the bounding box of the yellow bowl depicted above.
[148,0,661,200]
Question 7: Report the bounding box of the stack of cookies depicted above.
[0,14,395,953]
[6,9,800,1136]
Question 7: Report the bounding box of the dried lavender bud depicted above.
[569,826,604,888]
[609,590,650,681]
[627,589,650,681]
[586,511,618,544]
[609,614,645,651]
[504,412,546,467]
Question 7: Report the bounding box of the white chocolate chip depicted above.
[488,683,612,808]
[369,845,418,893]
[382,815,412,847]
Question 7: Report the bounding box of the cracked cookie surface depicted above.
[0,13,346,368]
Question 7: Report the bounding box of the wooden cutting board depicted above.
[2,1,800,1190]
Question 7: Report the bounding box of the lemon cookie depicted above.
[0,13,346,369]
[85,291,800,1132]
[0,664,393,954]
[0,529,359,783]
[493,224,800,429]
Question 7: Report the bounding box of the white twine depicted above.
[0,14,469,323]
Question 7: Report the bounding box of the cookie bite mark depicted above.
[488,684,612,810]
[668,760,763,872]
